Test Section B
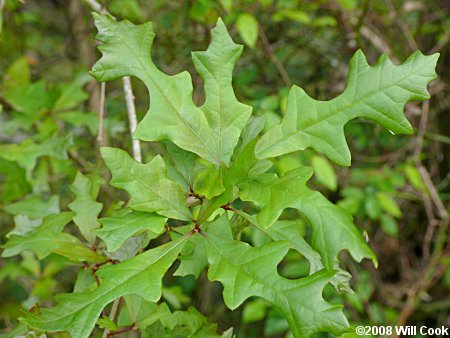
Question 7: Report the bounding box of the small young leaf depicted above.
[404,164,426,192]
[69,172,103,244]
[97,211,167,252]
[311,155,337,190]
[380,214,399,236]
[376,192,402,218]
[236,14,259,48]
[101,147,192,221]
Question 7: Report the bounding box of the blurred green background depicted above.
[0,0,449,337]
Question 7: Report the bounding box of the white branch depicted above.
[97,82,106,145]
[83,0,142,162]
[122,76,142,162]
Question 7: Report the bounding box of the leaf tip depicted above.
[351,49,368,65]
[216,17,226,28]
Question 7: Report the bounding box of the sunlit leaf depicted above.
[255,51,439,166]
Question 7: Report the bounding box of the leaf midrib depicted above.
[114,34,219,163]
[30,236,188,326]
[124,168,192,221]
[207,233,345,336]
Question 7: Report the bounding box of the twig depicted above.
[413,101,429,160]
[97,82,106,146]
[429,27,450,54]
[68,149,90,171]
[385,0,418,51]
[107,324,136,337]
[0,0,5,34]
[258,23,292,88]
[83,0,141,162]
[414,101,448,221]
[122,77,142,162]
[360,25,394,58]
[394,223,448,333]
[394,100,450,332]
[417,165,449,221]
[82,2,141,335]
[101,298,121,338]
[82,0,109,15]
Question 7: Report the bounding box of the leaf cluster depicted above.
[2,13,438,338]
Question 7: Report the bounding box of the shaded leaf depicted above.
[376,192,402,218]
[1,212,102,262]
[97,211,167,252]
[311,155,337,190]
[4,195,60,220]
[69,172,103,244]
[0,134,72,172]
[236,14,259,47]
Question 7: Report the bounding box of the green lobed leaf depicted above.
[234,211,352,292]
[8,215,42,237]
[89,14,214,163]
[236,14,259,48]
[4,56,31,89]
[144,306,223,338]
[68,172,103,244]
[255,51,439,166]
[203,214,350,337]
[238,167,377,268]
[0,133,73,173]
[91,15,251,166]
[97,211,167,252]
[53,74,90,111]
[1,212,102,262]
[1,212,70,258]
[2,81,49,116]
[4,195,60,220]
[22,235,189,338]
[101,147,192,221]
[192,18,253,165]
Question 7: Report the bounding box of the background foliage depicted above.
[0,0,449,337]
